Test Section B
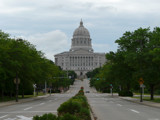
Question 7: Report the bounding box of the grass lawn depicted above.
[0,92,48,102]
[133,96,160,103]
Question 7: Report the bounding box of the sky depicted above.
[1,0,160,61]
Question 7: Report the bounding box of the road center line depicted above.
[129,109,140,113]
[0,114,8,118]
[24,107,32,111]
[117,104,122,106]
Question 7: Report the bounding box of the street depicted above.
[83,79,160,120]
[1,79,160,120]
[0,80,81,120]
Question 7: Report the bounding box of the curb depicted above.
[88,103,97,120]
[0,94,51,108]
[87,97,98,120]
[120,97,160,109]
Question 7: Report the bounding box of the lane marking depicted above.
[39,103,45,105]
[117,104,122,106]
[17,115,32,120]
[4,118,17,120]
[49,100,52,102]
[24,107,32,111]
[129,109,140,113]
[0,111,57,113]
[148,118,160,120]
[0,114,8,118]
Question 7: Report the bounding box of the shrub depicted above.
[79,108,91,120]
[33,113,57,120]
[59,113,79,120]
[58,100,81,116]
[118,91,133,97]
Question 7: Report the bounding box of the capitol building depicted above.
[54,20,106,78]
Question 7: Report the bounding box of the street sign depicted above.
[138,77,144,85]
[33,84,37,88]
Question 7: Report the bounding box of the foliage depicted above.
[0,30,76,100]
[87,27,160,100]
[59,113,78,120]
[33,113,57,120]
[33,89,91,120]
[58,89,91,120]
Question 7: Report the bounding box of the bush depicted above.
[59,113,79,120]
[118,91,133,97]
[33,113,57,120]
[79,108,91,120]
[33,88,91,120]
[58,100,81,116]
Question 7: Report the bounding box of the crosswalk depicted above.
[2,115,32,120]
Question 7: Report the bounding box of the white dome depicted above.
[73,21,90,37]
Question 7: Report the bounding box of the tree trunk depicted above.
[22,89,24,98]
[150,84,154,100]
[1,90,4,100]
[10,91,12,98]
[36,88,38,95]
[127,83,130,91]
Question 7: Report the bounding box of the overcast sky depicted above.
[1,0,160,61]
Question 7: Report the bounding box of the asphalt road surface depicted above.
[0,80,81,120]
[1,79,160,120]
[83,79,160,120]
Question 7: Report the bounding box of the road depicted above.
[0,80,81,120]
[83,79,160,120]
[1,79,160,120]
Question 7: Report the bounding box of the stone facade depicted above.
[54,20,106,78]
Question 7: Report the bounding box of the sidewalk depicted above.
[120,96,160,108]
[0,94,51,107]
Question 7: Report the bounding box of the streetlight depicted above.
[137,39,144,102]
[14,38,22,102]
[14,77,20,102]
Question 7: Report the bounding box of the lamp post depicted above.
[137,39,144,102]
[14,75,20,102]
[14,39,22,102]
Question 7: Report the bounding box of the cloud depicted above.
[1,0,160,62]
[20,30,70,61]
[93,43,117,53]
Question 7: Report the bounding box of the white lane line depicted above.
[148,118,160,120]
[129,109,140,113]
[117,104,122,106]
[0,111,57,114]
[24,107,32,111]
[49,100,52,102]
[39,103,45,105]
[0,114,8,118]
[17,115,32,120]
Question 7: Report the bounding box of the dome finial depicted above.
[80,19,83,27]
